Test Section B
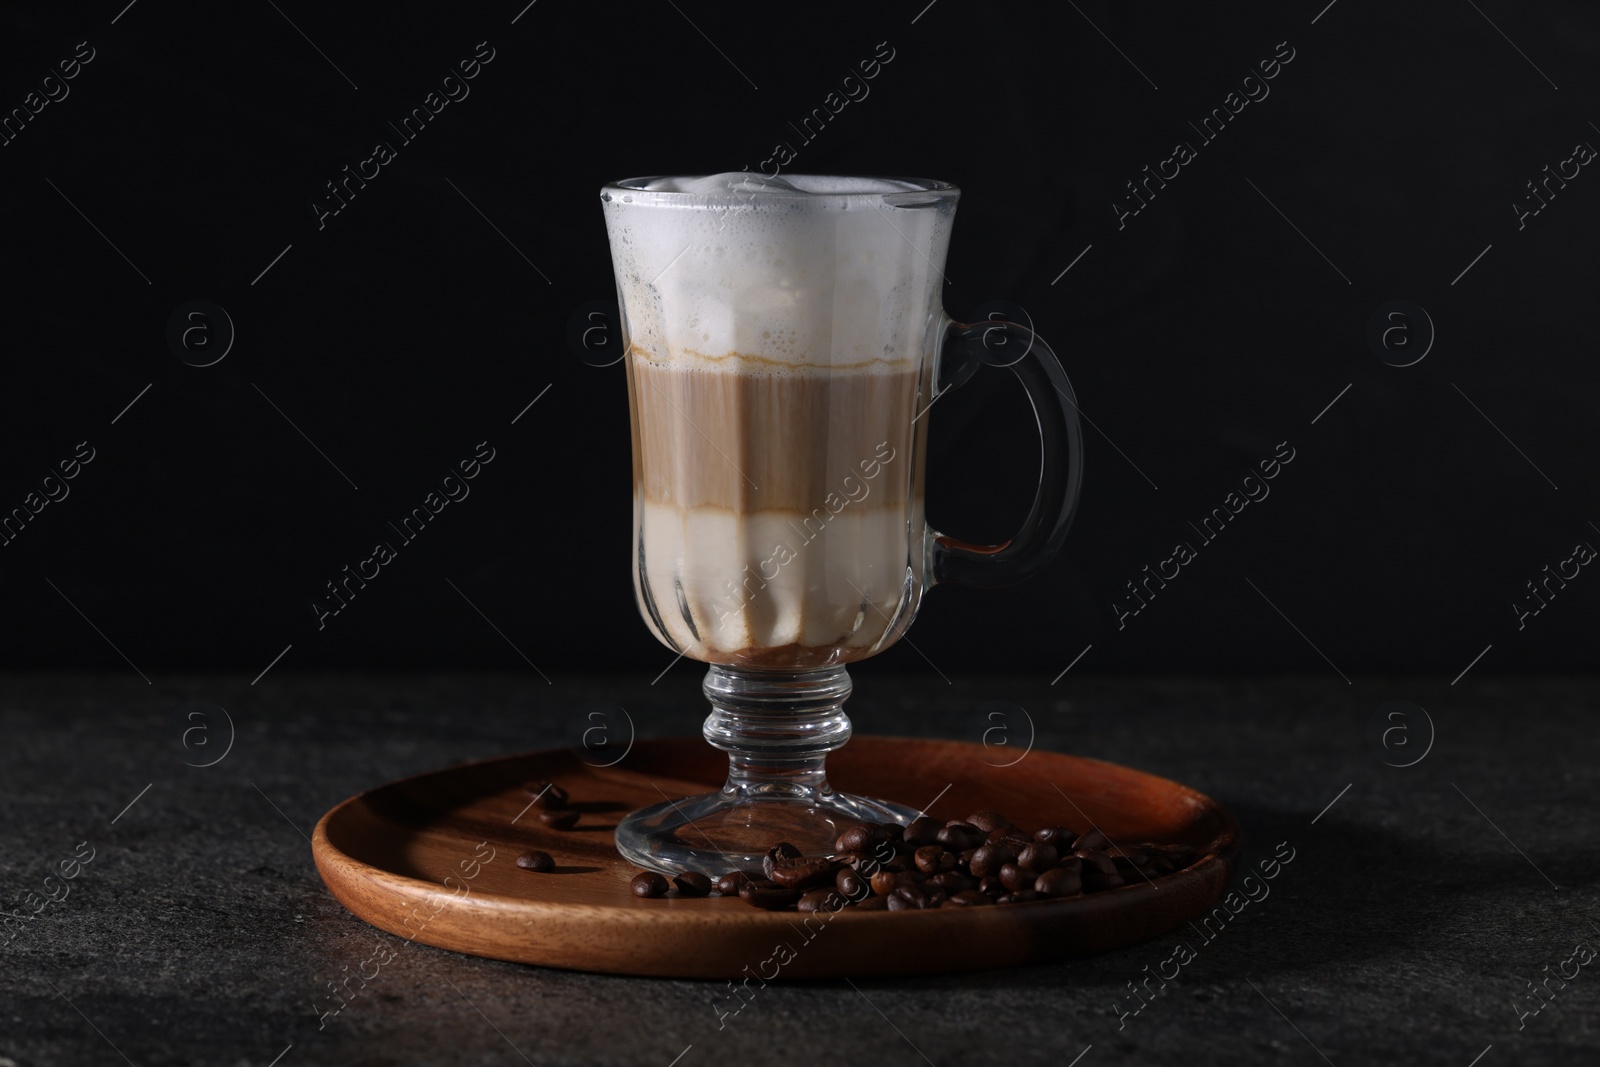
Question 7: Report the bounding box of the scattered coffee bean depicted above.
[968,843,1016,879]
[902,815,943,846]
[836,867,866,900]
[870,870,899,897]
[1034,826,1076,852]
[965,811,1011,834]
[835,823,877,853]
[892,883,933,910]
[855,895,889,910]
[1017,843,1058,872]
[928,871,976,893]
[999,862,1033,892]
[798,888,845,913]
[674,871,712,897]
[1074,827,1110,852]
[1111,847,1149,870]
[1034,867,1082,898]
[523,780,568,809]
[715,870,757,896]
[630,872,668,898]
[945,889,990,907]
[739,878,802,910]
[538,809,579,830]
[937,822,984,851]
[914,845,956,874]
[978,875,1006,897]
[769,856,838,890]
[1083,869,1125,892]
[515,850,553,873]
[763,842,803,879]
[1075,850,1118,876]
[996,889,1039,904]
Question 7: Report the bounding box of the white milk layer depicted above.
[636,498,916,664]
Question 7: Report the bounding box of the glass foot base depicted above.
[615,789,918,877]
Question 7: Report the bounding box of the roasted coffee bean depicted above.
[966,811,1011,834]
[996,889,1039,904]
[836,867,866,900]
[913,845,956,874]
[1034,867,1082,898]
[538,809,579,830]
[870,870,899,897]
[959,847,979,867]
[892,884,933,909]
[993,834,1033,855]
[674,871,712,897]
[1053,854,1084,876]
[886,893,913,911]
[769,856,838,890]
[874,821,907,846]
[855,894,888,911]
[763,842,803,879]
[798,888,845,913]
[834,850,870,871]
[1017,843,1058,872]
[522,780,568,809]
[1083,870,1126,892]
[1074,827,1110,852]
[739,879,802,910]
[978,875,1006,897]
[945,889,989,907]
[902,815,943,847]
[928,871,976,893]
[515,850,554,873]
[1034,826,1076,852]
[998,862,1034,892]
[630,872,668,898]
[715,870,758,896]
[968,843,1016,879]
[834,823,878,853]
[1074,850,1118,876]
[937,822,984,851]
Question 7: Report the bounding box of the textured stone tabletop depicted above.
[1,672,1595,1066]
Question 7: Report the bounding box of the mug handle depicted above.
[927,316,1085,588]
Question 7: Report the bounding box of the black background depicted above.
[1,0,1595,681]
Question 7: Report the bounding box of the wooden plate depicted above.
[312,737,1239,979]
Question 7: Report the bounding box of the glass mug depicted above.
[600,174,1083,874]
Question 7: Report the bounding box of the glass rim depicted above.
[601,174,959,207]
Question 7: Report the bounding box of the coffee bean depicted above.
[1074,828,1110,852]
[945,889,990,907]
[769,856,838,890]
[914,845,955,874]
[739,879,802,910]
[763,842,803,879]
[834,823,877,853]
[834,850,871,871]
[870,870,899,897]
[928,871,976,893]
[886,893,912,911]
[1034,867,1082,898]
[1034,826,1076,852]
[892,884,933,909]
[937,822,984,851]
[1054,854,1084,876]
[855,895,888,911]
[514,850,553,873]
[538,809,579,830]
[968,843,1016,879]
[873,821,907,846]
[798,888,844,913]
[674,871,712,897]
[630,872,668,898]
[978,875,1006,897]
[1017,842,1058,871]
[522,780,568,809]
[998,862,1033,892]
[1074,850,1118,876]
[715,870,757,896]
[836,867,866,900]
[965,811,1011,834]
[987,829,1032,851]
[1111,847,1149,869]
[996,889,1039,904]
[902,815,943,847]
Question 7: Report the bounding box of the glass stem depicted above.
[701,665,853,804]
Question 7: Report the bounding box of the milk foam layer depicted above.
[602,173,956,374]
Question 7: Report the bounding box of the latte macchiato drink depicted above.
[603,174,953,669]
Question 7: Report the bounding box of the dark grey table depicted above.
[2,672,1595,1066]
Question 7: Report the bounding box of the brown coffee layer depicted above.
[627,352,919,513]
